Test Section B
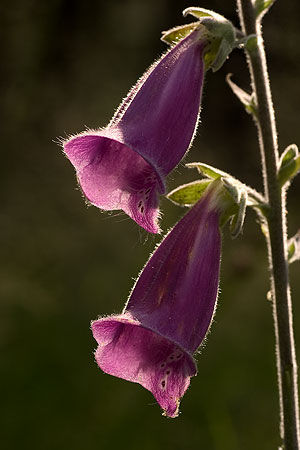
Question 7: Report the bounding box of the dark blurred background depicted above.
[1,1,299,449]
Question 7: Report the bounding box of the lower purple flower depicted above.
[92,182,223,417]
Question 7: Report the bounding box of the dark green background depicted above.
[1,1,300,449]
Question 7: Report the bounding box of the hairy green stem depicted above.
[236,0,300,448]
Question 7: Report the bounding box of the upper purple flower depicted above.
[92,182,223,417]
[63,28,207,233]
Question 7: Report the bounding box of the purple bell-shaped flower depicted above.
[92,182,224,417]
[63,28,207,233]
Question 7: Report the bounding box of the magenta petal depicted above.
[92,314,196,417]
[127,188,221,353]
[64,132,164,233]
[116,31,205,175]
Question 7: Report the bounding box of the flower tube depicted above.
[63,28,207,233]
[92,182,224,417]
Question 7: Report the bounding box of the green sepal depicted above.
[186,162,228,179]
[182,7,236,72]
[221,177,241,203]
[167,175,246,236]
[196,178,239,225]
[220,179,247,237]
[166,176,247,234]
[218,185,239,228]
[288,230,300,264]
[277,144,300,187]
[167,179,212,207]
[182,7,227,22]
[161,22,201,45]
[187,161,267,213]
[226,74,257,116]
[167,177,236,214]
[209,37,234,72]
[229,189,247,239]
[255,0,275,20]
[203,38,222,71]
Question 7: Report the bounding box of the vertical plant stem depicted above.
[236,0,300,448]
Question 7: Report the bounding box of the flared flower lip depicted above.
[91,312,196,367]
[91,312,197,417]
[63,128,167,233]
[63,128,167,196]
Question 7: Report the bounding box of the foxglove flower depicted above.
[63,28,207,233]
[92,182,224,417]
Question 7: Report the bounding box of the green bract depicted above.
[183,7,236,71]
[161,23,203,45]
[226,74,257,116]
[229,188,247,238]
[161,7,236,72]
[167,179,212,207]
[186,162,264,207]
[278,144,300,187]
[166,175,248,237]
[288,231,300,264]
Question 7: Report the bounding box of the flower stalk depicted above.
[236,0,300,448]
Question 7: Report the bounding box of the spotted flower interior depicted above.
[92,314,196,418]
